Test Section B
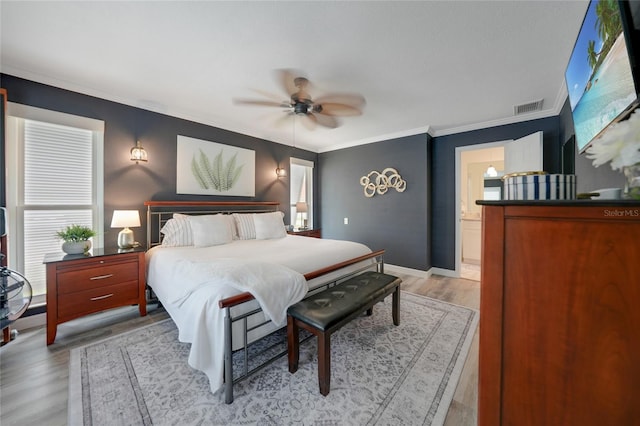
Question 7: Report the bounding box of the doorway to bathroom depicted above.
[455,143,505,281]
[454,131,543,280]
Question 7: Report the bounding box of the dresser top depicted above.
[477,199,640,207]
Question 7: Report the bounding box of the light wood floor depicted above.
[0,272,479,426]
[398,272,480,426]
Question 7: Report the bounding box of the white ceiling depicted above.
[1,1,588,153]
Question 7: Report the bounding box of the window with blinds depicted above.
[290,158,314,230]
[6,105,104,299]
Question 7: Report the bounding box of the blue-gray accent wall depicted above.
[318,134,431,270]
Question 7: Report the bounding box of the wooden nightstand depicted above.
[43,247,146,345]
[287,228,321,238]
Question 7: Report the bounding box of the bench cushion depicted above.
[287,271,400,331]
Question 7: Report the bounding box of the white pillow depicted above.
[254,211,287,240]
[189,214,233,247]
[233,213,256,240]
[160,214,193,246]
[224,214,239,240]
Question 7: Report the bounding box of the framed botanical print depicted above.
[176,135,255,197]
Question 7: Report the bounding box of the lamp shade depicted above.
[295,202,308,213]
[110,210,141,228]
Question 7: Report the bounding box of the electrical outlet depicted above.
[344,217,349,225]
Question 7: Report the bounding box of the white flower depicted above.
[586,110,640,171]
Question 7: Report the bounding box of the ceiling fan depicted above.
[234,69,366,130]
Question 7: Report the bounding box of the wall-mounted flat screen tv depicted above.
[565,0,638,153]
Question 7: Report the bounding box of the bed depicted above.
[144,201,384,403]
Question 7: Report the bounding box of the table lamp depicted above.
[111,210,141,248]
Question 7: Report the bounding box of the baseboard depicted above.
[385,264,432,279]
[12,312,46,331]
[429,267,459,278]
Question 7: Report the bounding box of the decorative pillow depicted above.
[189,214,233,247]
[233,213,256,240]
[160,214,193,246]
[254,211,287,240]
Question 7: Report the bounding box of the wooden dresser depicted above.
[478,201,640,426]
[44,247,146,345]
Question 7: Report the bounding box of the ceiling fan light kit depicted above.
[234,70,365,130]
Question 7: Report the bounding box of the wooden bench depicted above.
[286,270,401,396]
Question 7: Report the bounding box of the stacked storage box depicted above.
[503,172,576,200]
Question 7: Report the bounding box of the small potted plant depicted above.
[56,224,96,255]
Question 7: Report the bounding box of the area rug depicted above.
[68,292,478,425]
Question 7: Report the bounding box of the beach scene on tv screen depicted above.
[566,0,637,151]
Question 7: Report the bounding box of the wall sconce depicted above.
[110,210,141,248]
[486,165,498,177]
[130,140,148,164]
[276,166,287,178]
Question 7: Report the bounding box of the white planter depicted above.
[62,240,92,255]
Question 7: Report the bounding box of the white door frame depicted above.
[454,140,509,277]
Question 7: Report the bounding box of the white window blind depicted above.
[22,121,94,295]
[24,121,93,205]
[6,104,104,299]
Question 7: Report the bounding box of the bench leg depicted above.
[318,332,331,396]
[392,285,400,326]
[287,316,299,374]
[366,307,373,316]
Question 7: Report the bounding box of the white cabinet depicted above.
[461,219,481,263]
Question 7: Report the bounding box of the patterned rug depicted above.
[68,292,478,425]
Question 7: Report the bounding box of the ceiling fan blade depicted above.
[275,69,315,102]
[273,111,294,128]
[314,103,363,117]
[294,89,313,103]
[313,113,340,128]
[275,69,303,97]
[250,88,290,103]
[314,93,366,109]
[300,113,317,130]
[234,98,290,108]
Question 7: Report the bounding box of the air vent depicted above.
[514,99,544,115]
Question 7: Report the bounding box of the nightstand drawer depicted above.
[57,261,138,294]
[57,281,139,321]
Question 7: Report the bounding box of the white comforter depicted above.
[146,235,372,393]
